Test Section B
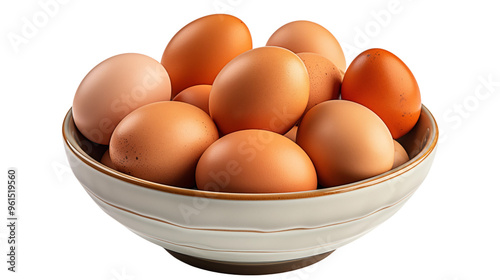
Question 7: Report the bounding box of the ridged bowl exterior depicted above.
[62,105,437,263]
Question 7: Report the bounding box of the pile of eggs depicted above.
[72,14,420,193]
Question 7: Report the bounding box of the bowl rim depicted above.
[62,105,438,200]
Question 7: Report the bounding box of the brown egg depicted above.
[284,126,298,142]
[173,84,211,115]
[296,52,342,118]
[109,101,219,188]
[210,46,309,135]
[161,14,252,97]
[196,129,317,193]
[73,53,171,145]
[341,48,421,139]
[266,20,346,72]
[393,140,410,169]
[296,100,394,187]
[100,149,116,169]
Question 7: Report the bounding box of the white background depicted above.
[1,0,499,279]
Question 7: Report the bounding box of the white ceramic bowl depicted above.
[62,105,438,275]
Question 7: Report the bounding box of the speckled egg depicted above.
[109,101,219,188]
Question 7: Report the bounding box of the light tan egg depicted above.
[73,53,171,145]
[109,101,219,188]
[393,140,410,169]
[267,20,346,72]
[297,100,394,187]
[173,84,211,115]
[284,126,298,142]
[100,149,116,169]
[196,129,317,193]
[296,52,342,119]
[209,46,309,135]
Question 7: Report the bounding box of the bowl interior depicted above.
[63,104,438,200]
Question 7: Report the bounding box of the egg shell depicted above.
[297,100,394,187]
[341,48,421,139]
[100,149,116,170]
[72,53,171,145]
[266,20,346,72]
[109,101,219,188]
[284,126,298,142]
[296,52,342,119]
[161,14,252,96]
[393,140,410,169]
[209,46,309,135]
[196,129,317,193]
[173,84,211,115]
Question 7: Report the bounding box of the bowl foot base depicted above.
[165,249,334,275]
